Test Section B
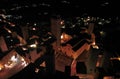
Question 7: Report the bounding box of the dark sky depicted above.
[0,0,120,17]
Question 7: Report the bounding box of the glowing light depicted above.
[100,31,106,37]
[0,67,2,71]
[34,23,37,26]
[20,57,28,67]
[8,30,12,33]
[98,22,103,25]
[32,27,36,30]
[10,39,13,41]
[4,61,14,68]
[92,45,99,49]
[61,32,72,43]
[118,57,120,61]
[22,47,27,51]
[21,60,28,67]
[60,20,64,25]
[61,25,65,28]
[35,68,39,73]
[21,58,25,62]
[0,64,4,71]
[92,42,95,45]
[110,57,120,61]
[61,35,63,39]
[4,27,12,33]
[0,14,6,19]
[100,31,104,34]
[29,44,37,48]
[10,55,17,62]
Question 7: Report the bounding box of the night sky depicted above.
[0,0,120,17]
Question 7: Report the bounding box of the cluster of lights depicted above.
[60,16,112,29]
[1,2,117,27]
[0,54,28,71]
[9,0,72,11]
[61,0,70,4]
[10,3,51,11]
[0,14,16,26]
[4,55,19,68]
[80,16,112,25]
